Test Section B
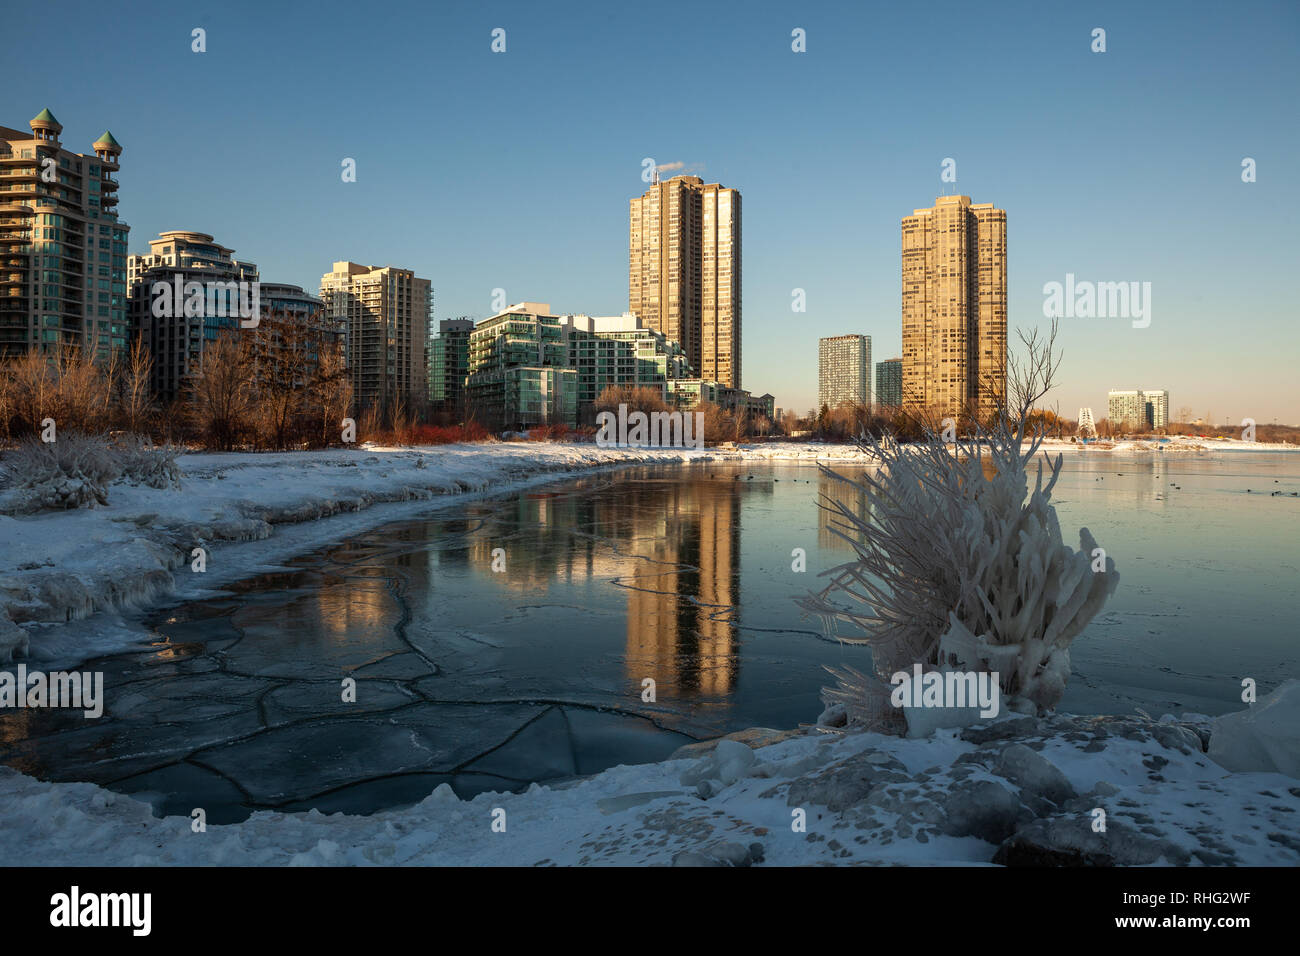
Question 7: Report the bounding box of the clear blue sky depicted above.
[11,0,1299,422]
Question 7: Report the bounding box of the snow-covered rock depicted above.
[993,744,1076,806]
[942,780,1024,843]
[0,615,28,662]
[993,817,1190,866]
[672,841,765,867]
[1208,680,1300,778]
[785,749,909,812]
[903,701,987,738]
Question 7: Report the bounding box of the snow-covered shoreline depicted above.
[2,704,1296,866]
[1035,436,1298,454]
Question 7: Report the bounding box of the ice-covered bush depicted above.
[0,431,182,514]
[113,434,182,489]
[799,420,1119,731]
[0,431,119,512]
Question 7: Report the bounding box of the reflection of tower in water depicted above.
[818,469,871,552]
[625,477,742,698]
[449,472,748,700]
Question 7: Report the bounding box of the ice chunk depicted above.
[679,738,756,788]
[903,703,986,738]
[1208,680,1300,778]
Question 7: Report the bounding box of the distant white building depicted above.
[819,334,872,410]
[1108,389,1169,430]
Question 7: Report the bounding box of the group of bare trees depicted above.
[186,317,352,451]
[0,339,155,441]
[0,316,352,451]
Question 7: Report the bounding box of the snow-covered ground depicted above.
[2,706,1296,866]
[1,439,1297,866]
[1035,436,1298,454]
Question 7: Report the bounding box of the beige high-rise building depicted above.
[629,175,741,388]
[1,108,129,359]
[127,230,259,402]
[320,261,432,414]
[901,195,1006,421]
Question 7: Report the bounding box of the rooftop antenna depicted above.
[652,164,659,186]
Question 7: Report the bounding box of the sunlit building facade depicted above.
[0,109,129,359]
[630,175,742,388]
[320,261,432,415]
[818,334,872,411]
[901,195,1006,420]
[559,311,691,409]
[466,302,576,429]
[1108,389,1169,431]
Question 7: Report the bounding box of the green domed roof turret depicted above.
[30,108,62,131]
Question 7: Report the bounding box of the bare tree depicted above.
[313,341,352,447]
[189,332,255,451]
[117,338,155,435]
[998,318,1062,442]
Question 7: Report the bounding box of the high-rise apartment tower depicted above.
[629,175,741,388]
[0,109,129,359]
[320,261,432,414]
[901,195,1006,421]
[818,334,872,411]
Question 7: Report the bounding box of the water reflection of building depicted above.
[301,566,399,644]
[456,471,747,699]
[818,469,870,551]
[625,478,742,697]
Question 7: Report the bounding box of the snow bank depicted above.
[1033,437,1299,455]
[1,708,1295,866]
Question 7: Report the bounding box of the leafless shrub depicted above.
[113,434,182,489]
[1,432,119,513]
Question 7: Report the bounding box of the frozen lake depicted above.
[1,451,1296,821]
